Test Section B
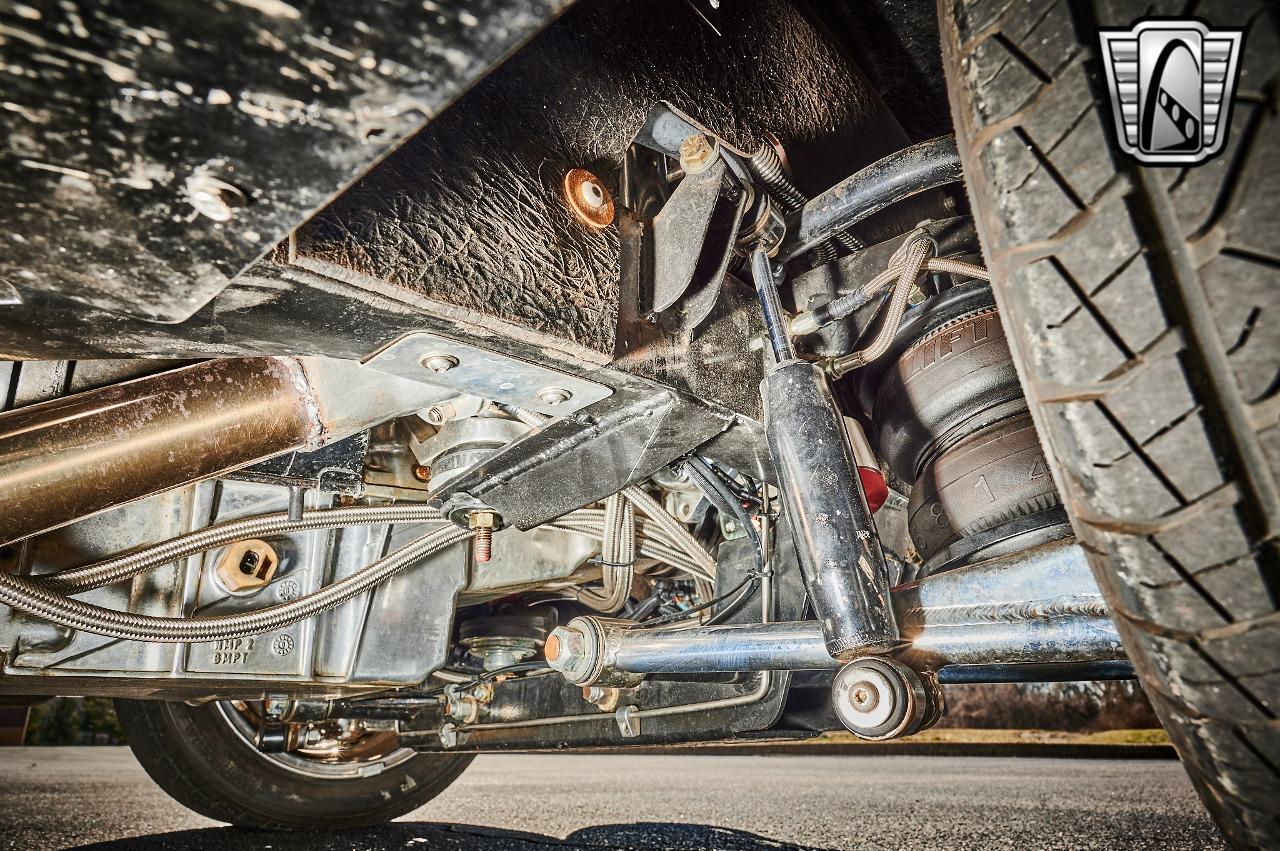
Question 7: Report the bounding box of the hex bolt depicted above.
[537,387,573,407]
[420,353,459,374]
[424,400,457,425]
[468,510,497,563]
[679,134,717,175]
[412,464,431,483]
[545,626,586,670]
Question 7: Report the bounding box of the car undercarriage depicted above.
[1,0,1277,845]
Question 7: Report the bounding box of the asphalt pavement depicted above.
[0,747,1225,850]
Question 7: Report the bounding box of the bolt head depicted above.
[468,510,497,530]
[545,626,584,670]
[424,401,457,425]
[537,387,573,407]
[412,464,431,483]
[421,353,459,374]
[679,134,717,175]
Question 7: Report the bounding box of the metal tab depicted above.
[364,332,613,416]
[615,704,641,738]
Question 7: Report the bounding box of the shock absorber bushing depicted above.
[858,283,1069,570]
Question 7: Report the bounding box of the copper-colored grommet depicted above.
[563,168,615,229]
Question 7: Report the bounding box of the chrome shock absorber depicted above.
[751,247,899,660]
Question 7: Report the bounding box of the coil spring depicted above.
[748,144,861,261]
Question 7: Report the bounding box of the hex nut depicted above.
[424,402,455,425]
[679,134,718,175]
[468,510,497,530]
[582,685,622,712]
[545,626,584,669]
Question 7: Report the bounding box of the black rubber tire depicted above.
[115,699,474,829]
[939,1,1280,847]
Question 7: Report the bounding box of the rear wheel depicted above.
[116,698,473,829]
[940,0,1280,846]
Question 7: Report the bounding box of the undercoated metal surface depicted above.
[651,158,729,315]
[365,332,612,416]
[431,391,735,530]
[0,357,449,544]
[551,541,1124,679]
[0,0,568,322]
[290,0,919,360]
[0,0,931,447]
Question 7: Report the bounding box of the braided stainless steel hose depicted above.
[826,236,932,376]
[39,504,446,595]
[0,524,471,643]
[511,406,716,581]
[789,256,990,337]
[577,493,636,612]
[550,517,711,583]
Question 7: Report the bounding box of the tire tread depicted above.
[939,1,1280,846]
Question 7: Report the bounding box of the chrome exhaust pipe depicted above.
[0,357,449,544]
[546,541,1125,685]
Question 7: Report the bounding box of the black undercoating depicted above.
[0,0,568,323]
[813,0,953,143]
[293,0,921,359]
[0,0,939,425]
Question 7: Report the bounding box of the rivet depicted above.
[421,353,459,373]
[537,387,573,406]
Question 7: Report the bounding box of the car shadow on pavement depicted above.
[67,820,834,850]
